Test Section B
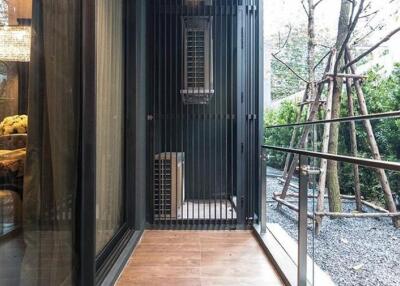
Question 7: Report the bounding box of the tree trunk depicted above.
[307,0,316,97]
[326,0,351,213]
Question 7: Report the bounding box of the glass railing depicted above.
[261,112,400,286]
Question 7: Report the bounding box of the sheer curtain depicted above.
[95,0,124,255]
[21,0,80,285]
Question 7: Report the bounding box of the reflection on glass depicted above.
[0,0,80,285]
[95,0,124,255]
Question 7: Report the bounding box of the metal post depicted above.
[260,148,267,233]
[298,155,308,286]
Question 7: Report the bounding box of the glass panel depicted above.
[0,0,80,284]
[95,0,125,255]
[265,149,300,283]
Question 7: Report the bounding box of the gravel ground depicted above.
[266,167,400,286]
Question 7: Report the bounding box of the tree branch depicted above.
[314,50,331,71]
[342,26,400,70]
[271,53,309,83]
[313,0,326,8]
[301,0,309,16]
[273,25,292,56]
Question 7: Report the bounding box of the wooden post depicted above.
[278,62,331,207]
[346,48,400,228]
[344,66,362,211]
[282,85,309,179]
[316,51,336,234]
[315,80,333,233]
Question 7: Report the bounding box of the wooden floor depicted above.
[116,230,283,286]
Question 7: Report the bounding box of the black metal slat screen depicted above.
[148,0,241,227]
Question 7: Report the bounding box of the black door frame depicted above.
[79,0,147,285]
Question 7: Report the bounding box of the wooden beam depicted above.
[361,200,389,213]
[277,177,298,189]
[273,196,314,219]
[315,211,400,218]
[274,192,361,200]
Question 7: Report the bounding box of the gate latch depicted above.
[246,5,257,13]
[246,114,257,120]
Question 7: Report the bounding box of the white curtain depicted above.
[95,0,124,254]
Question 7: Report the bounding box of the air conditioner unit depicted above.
[153,152,185,220]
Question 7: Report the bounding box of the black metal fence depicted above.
[147,0,261,227]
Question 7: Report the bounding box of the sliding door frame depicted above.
[79,0,96,284]
[79,0,145,284]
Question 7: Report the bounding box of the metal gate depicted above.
[147,0,260,227]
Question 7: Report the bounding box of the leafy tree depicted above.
[270,25,332,100]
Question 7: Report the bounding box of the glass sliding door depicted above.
[95,0,125,256]
[0,0,81,285]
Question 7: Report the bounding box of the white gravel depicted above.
[266,167,400,286]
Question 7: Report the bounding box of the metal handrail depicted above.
[264,110,400,129]
[262,145,400,172]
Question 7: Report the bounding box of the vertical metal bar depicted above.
[201,3,206,224]
[175,0,180,226]
[163,4,167,225]
[236,4,245,225]
[224,0,229,225]
[298,155,308,286]
[166,6,172,227]
[183,0,189,225]
[218,0,225,225]
[156,2,161,225]
[211,2,215,226]
[230,2,235,225]
[150,0,155,225]
[213,3,217,225]
[260,148,267,233]
[257,0,265,231]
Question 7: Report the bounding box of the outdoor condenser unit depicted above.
[180,13,214,104]
[153,152,185,220]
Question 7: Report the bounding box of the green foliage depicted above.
[264,101,299,168]
[266,64,400,203]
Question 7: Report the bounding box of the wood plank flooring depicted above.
[116,230,283,286]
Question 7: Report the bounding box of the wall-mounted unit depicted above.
[180,16,214,105]
[153,152,185,220]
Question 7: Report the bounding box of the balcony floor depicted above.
[116,230,283,286]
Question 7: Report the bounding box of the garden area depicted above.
[264,0,400,285]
